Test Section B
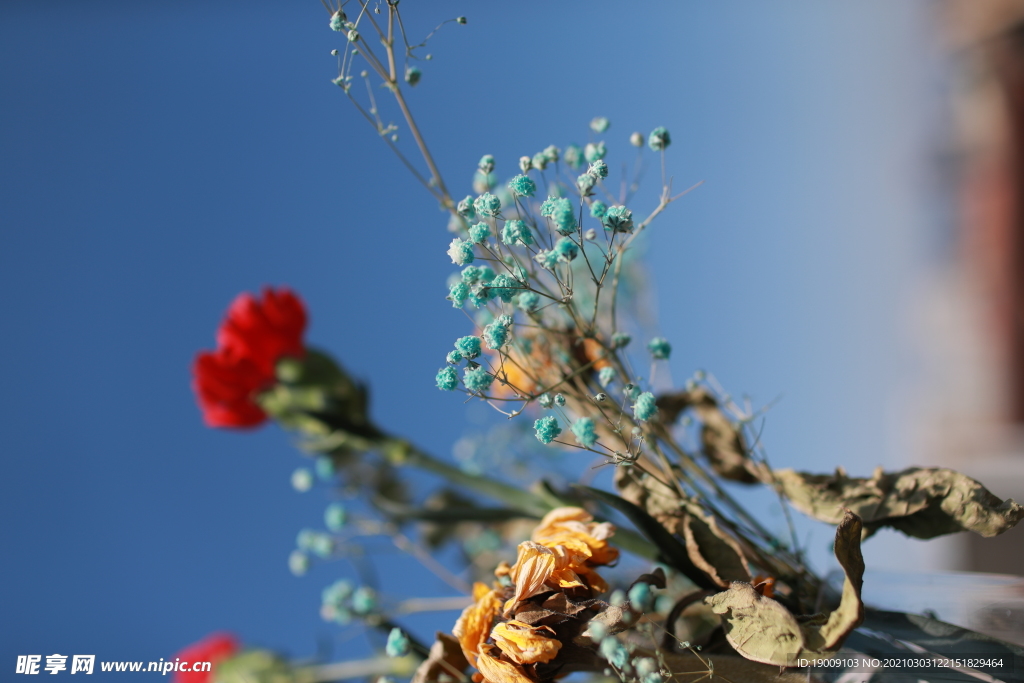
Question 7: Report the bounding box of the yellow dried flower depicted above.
[530,507,619,567]
[490,621,561,665]
[453,582,502,667]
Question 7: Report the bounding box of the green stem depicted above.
[379,436,552,515]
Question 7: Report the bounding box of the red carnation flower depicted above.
[216,288,307,377]
[192,287,307,428]
[172,632,238,683]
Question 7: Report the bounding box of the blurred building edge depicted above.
[920,0,1024,575]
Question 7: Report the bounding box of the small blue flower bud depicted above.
[351,586,377,615]
[501,219,534,247]
[446,350,463,364]
[571,417,597,448]
[457,195,477,219]
[517,291,540,312]
[612,332,631,348]
[590,201,608,218]
[508,174,537,197]
[543,145,560,163]
[588,160,609,179]
[454,335,482,359]
[487,273,519,304]
[531,152,548,171]
[297,528,317,550]
[468,222,490,244]
[628,582,654,612]
[538,393,553,408]
[599,636,630,670]
[386,628,411,657]
[483,320,510,349]
[404,66,421,86]
[564,144,584,170]
[584,141,607,163]
[539,197,559,217]
[447,238,475,265]
[633,391,658,421]
[630,132,644,147]
[602,205,634,233]
[648,127,671,151]
[291,468,313,492]
[599,366,616,387]
[473,170,495,194]
[324,503,347,531]
[474,192,501,217]
[554,237,579,262]
[647,337,672,360]
[590,116,610,133]
[534,250,560,270]
[308,532,334,558]
[534,416,562,444]
[288,550,309,576]
[449,281,470,308]
[313,456,335,482]
[329,11,345,31]
[577,173,596,195]
[436,366,459,391]
[463,366,494,393]
[554,393,566,407]
[478,155,495,173]
[551,198,577,235]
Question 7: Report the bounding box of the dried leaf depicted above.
[656,388,761,483]
[680,503,752,588]
[706,511,865,667]
[775,466,1024,539]
[574,486,717,590]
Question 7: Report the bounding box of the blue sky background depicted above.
[1,1,942,679]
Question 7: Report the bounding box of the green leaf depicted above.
[775,466,1024,539]
[574,485,717,590]
[706,511,865,666]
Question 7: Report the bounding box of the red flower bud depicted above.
[192,287,307,428]
[171,632,238,683]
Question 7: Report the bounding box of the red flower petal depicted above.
[215,288,307,376]
[193,287,307,430]
[172,632,238,683]
[191,349,270,428]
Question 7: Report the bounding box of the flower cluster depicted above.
[192,288,307,428]
[431,124,673,467]
[453,508,618,683]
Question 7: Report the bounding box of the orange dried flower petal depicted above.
[507,541,556,608]
[491,621,562,665]
[476,645,535,683]
[453,583,501,667]
[531,507,619,567]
